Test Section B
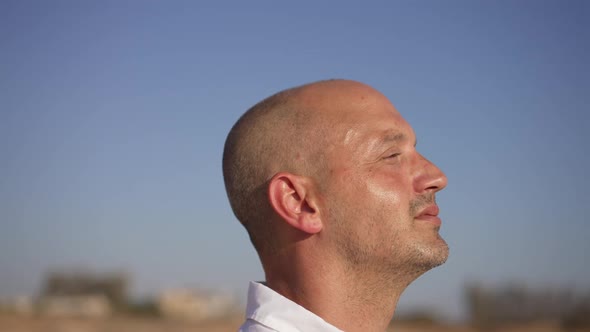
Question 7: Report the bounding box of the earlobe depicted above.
[268,172,323,234]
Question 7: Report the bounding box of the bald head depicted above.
[222,79,387,252]
[228,80,450,332]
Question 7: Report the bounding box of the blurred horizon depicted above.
[1,0,588,322]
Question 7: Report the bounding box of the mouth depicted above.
[415,205,441,226]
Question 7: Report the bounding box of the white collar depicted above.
[245,281,344,332]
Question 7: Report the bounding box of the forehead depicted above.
[295,81,415,158]
[335,99,414,149]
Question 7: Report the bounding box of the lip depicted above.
[415,205,441,226]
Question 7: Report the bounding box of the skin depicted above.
[223,79,448,332]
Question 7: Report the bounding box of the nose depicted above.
[414,153,448,194]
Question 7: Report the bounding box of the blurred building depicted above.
[38,294,111,318]
[157,288,237,321]
[0,296,34,315]
[37,270,129,318]
[465,283,589,328]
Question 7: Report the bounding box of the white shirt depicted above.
[238,281,344,332]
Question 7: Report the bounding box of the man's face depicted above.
[317,88,448,275]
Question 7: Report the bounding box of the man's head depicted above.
[223,79,448,278]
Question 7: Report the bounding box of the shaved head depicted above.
[222,78,447,271]
[223,79,376,252]
[228,79,449,332]
[222,80,339,251]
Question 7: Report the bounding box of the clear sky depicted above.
[1,0,588,320]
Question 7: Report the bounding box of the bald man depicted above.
[223,79,448,332]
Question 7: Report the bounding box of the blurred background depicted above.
[1,0,588,331]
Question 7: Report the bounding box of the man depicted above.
[223,79,448,332]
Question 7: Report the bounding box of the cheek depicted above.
[323,166,411,217]
[325,166,361,194]
[364,171,406,207]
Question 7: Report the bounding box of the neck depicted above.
[263,248,417,332]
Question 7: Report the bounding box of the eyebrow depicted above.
[373,131,417,151]
[382,132,405,144]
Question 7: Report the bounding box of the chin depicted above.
[413,239,449,270]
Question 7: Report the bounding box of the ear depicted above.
[267,172,323,234]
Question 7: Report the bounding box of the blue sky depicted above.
[1,0,588,320]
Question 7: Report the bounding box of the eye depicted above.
[384,152,401,159]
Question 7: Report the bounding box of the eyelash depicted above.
[385,153,401,159]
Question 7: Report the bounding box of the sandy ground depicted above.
[0,313,583,332]
[0,314,242,332]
